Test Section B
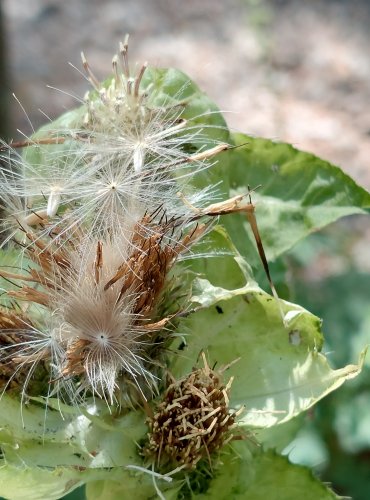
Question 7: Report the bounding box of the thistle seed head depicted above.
[0,38,232,412]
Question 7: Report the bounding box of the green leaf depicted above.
[141,67,229,144]
[0,396,180,499]
[212,134,370,265]
[0,462,179,500]
[0,395,145,469]
[0,249,31,307]
[0,464,84,500]
[85,474,181,500]
[256,415,303,452]
[170,279,364,427]
[184,443,339,499]
[182,225,254,290]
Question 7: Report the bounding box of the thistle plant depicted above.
[0,38,369,500]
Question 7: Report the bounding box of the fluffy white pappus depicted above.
[62,157,218,246]
[74,43,228,223]
[0,44,228,251]
[80,95,224,204]
[0,139,97,248]
[1,134,220,254]
[0,142,134,251]
[1,139,84,204]
[0,194,37,250]
[49,238,158,405]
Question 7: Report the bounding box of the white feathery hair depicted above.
[0,39,227,250]
[0,311,67,408]
[49,237,158,404]
[0,39,230,409]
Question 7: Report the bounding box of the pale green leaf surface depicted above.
[85,473,181,500]
[182,225,254,290]
[0,444,339,500]
[0,395,144,469]
[0,249,32,307]
[80,445,340,500]
[255,415,303,452]
[0,464,84,500]
[0,397,162,499]
[170,279,364,427]
[0,462,174,500]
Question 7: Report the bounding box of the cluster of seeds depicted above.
[0,38,258,407]
[0,35,278,431]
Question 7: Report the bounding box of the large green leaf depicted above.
[141,67,230,144]
[187,443,339,499]
[170,278,364,428]
[213,134,370,265]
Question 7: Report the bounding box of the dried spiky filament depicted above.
[0,307,53,395]
[144,355,239,470]
[0,308,33,390]
[0,119,225,247]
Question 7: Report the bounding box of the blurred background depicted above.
[1,0,370,498]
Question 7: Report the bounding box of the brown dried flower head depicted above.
[144,354,240,470]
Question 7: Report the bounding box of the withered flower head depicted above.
[144,354,240,470]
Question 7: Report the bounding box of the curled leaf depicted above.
[171,279,365,427]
